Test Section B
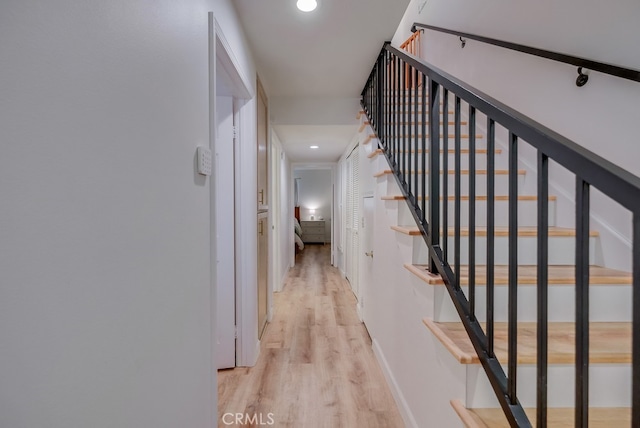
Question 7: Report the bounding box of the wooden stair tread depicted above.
[405,264,632,286]
[390,134,484,139]
[368,148,383,159]
[391,225,599,237]
[399,149,503,154]
[396,121,468,126]
[373,169,526,177]
[381,195,557,201]
[356,110,364,119]
[373,169,391,178]
[390,225,423,236]
[423,318,631,364]
[450,399,630,428]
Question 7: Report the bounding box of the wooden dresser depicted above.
[300,220,325,244]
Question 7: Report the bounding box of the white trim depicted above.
[213,15,258,367]
[214,17,252,99]
[279,263,290,294]
[372,339,419,428]
[207,13,217,427]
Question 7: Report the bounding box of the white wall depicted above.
[295,169,334,241]
[0,1,255,426]
[391,0,640,270]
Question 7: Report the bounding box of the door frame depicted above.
[210,13,259,369]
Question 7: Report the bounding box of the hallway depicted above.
[218,245,404,427]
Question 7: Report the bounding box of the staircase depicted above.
[357,42,638,427]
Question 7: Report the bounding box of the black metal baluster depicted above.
[443,90,449,263]
[421,73,427,224]
[395,56,400,169]
[378,52,384,145]
[402,59,407,186]
[508,132,519,404]
[373,58,377,136]
[388,58,392,164]
[469,105,476,320]
[407,66,413,197]
[368,74,372,124]
[575,177,590,428]
[414,67,419,209]
[454,96,461,288]
[487,118,495,356]
[372,59,375,133]
[537,151,549,428]
[428,78,441,273]
[375,54,380,136]
[633,213,640,428]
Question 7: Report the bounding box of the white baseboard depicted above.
[372,339,419,428]
[277,264,290,293]
[356,302,364,322]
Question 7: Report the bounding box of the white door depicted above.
[360,195,375,322]
[215,95,236,369]
[345,148,360,296]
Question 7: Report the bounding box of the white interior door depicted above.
[360,195,375,322]
[215,94,236,369]
[345,148,360,296]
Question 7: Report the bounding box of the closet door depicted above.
[257,213,268,339]
[345,147,360,296]
[257,80,268,211]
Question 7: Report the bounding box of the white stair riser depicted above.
[398,198,557,227]
[381,172,526,196]
[390,154,509,175]
[385,139,484,151]
[466,364,631,408]
[383,151,505,170]
[433,284,632,323]
[409,234,596,265]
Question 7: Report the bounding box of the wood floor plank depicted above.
[218,245,403,427]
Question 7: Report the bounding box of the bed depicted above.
[294,206,304,252]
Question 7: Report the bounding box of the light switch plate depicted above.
[197,146,212,176]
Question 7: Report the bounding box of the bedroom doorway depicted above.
[293,166,334,262]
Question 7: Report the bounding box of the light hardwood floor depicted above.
[218,244,404,427]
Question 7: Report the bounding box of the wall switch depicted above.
[197,146,212,176]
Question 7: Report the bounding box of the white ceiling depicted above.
[233,0,411,162]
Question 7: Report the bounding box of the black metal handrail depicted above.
[361,42,640,427]
[412,22,640,85]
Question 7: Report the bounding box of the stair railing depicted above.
[361,42,640,427]
[411,22,640,86]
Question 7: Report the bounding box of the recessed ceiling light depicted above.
[310,145,319,149]
[297,0,318,12]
